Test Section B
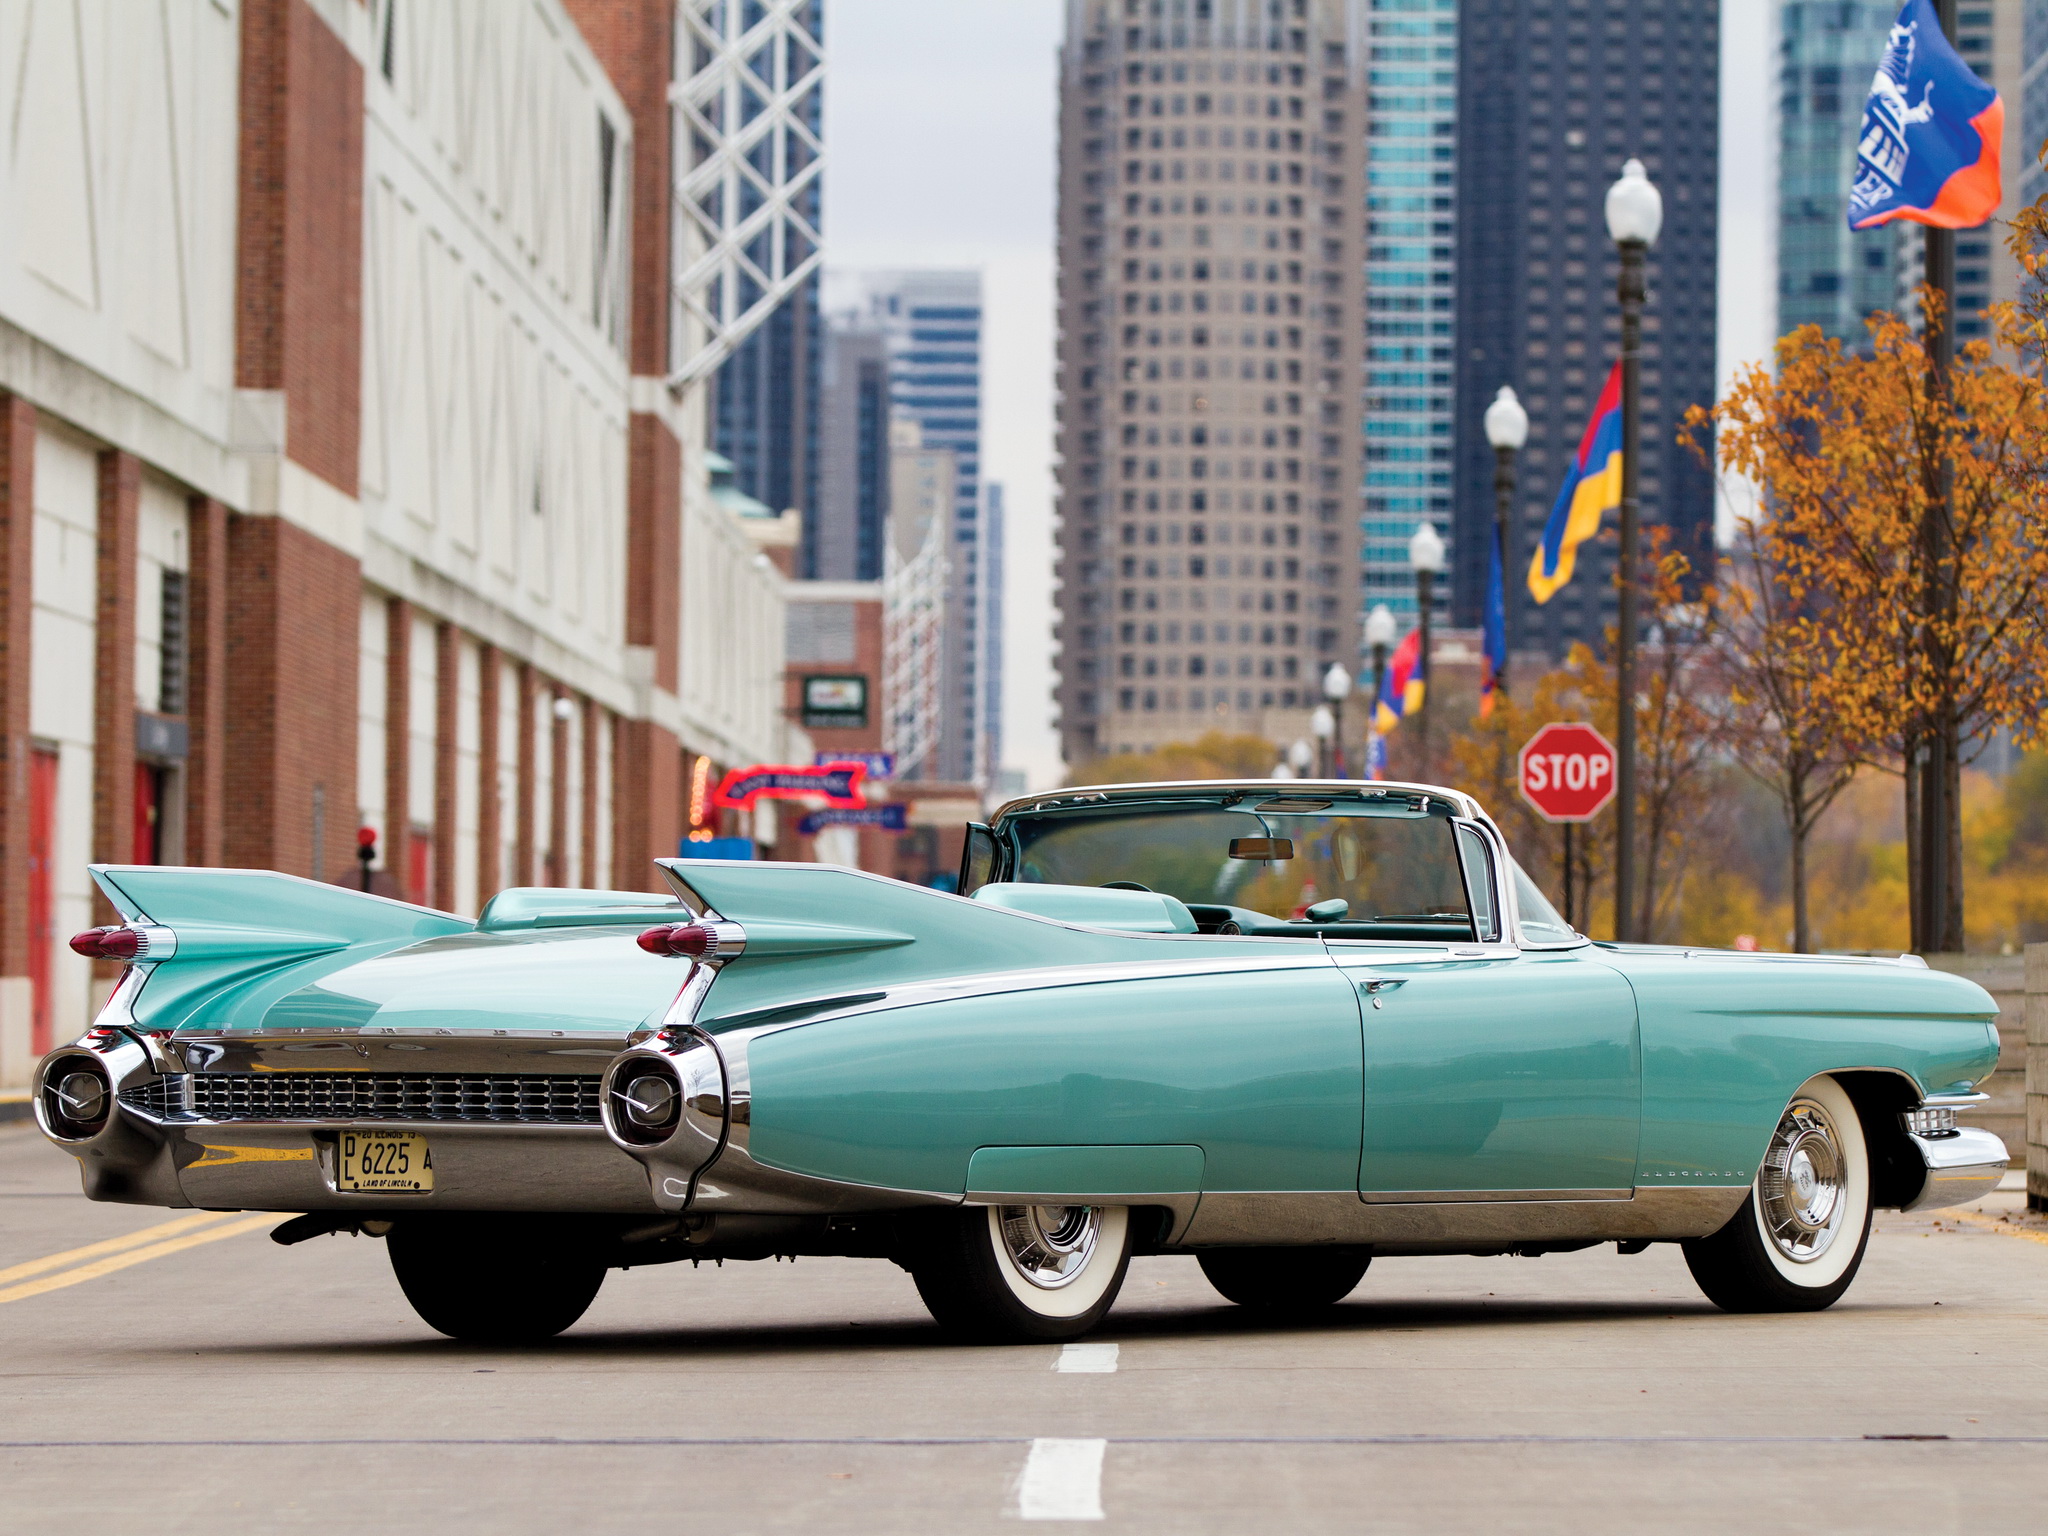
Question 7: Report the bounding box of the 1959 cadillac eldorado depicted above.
[35,780,2008,1342]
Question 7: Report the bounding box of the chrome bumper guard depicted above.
[1899,1125,2009,1213]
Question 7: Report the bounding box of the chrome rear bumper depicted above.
[1900,1126,2009,1212]
[36,1028,660,1214]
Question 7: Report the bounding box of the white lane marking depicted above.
[1016,1437,1106,1522]
[1054,1342,1119,1374]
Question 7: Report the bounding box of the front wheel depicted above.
[1683,1074,1873,1313]
[909,1204,1133,1342]
[1198,1246,1372,1314]
[388,1218,607,1343]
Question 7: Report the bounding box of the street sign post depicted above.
[1518,723,1617,931]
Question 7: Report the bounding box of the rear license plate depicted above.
[337,1131,433,1193]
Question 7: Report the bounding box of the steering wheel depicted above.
[1101,880,1153,892]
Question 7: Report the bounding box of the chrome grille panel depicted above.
[119,1072,603,1125]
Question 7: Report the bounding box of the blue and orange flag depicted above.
[1849,0,2002,231]
[1527,362,1623,605]
[1480,531,1507,719]
[1374,626,1426,735]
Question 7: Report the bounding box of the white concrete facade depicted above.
[0,0,809,1079]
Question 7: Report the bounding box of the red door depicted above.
[408,828,432,908]
[28,747,57,1055]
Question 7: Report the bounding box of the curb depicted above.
[1,1094,32,1125]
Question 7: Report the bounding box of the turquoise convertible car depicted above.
[36,780,2006,1342]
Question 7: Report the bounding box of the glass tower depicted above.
[1779,2,1898,345]
[1363,0,1457,624]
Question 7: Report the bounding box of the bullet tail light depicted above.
[68,925,176,963]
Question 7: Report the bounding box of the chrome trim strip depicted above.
[1179,1186,1749,1247]
[987,778,1484,826]
[1325,940,1520,966]
[1920,1091,1991,1108]
[639,951,1351,1048]
[1361,1187,1634,1205]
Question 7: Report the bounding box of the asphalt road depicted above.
[3,1118,2045,1535]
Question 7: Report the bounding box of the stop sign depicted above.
[1518,723,1617,823]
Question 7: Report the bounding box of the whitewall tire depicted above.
[1683,1074,1874,1312]
[910,1203,1133,1341]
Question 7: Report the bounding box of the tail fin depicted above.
[89,866,472,1032]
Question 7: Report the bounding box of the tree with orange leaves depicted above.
[1697,306,2048,951]
[1700,513,1864,953]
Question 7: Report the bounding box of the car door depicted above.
[1331,941,1642,1199]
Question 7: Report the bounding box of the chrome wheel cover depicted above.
[1758,1097,1848,1264]
[996,1204,1103,1290]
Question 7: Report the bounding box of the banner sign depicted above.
[816,751,895,780]
[713,762,867,810]
[797,803,908,837]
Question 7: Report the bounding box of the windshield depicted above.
[1006,798,1475,940]
[1511,861,1578,943]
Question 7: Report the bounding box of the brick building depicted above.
[0,0,814,1082]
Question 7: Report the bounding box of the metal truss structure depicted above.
[883,531,948,784]
[669,0,825,388]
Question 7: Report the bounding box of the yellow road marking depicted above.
[191,1143,316,1167]
[0,1210,246,1286]
[1952,1211,2048,1247]
[0,1213,273,1304]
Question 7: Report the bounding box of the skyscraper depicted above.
[1053,0,1367,767]
[854,271,988,783]
[814,317,892,581]
[1363,0,1457,624]
[1452,0,1719,657]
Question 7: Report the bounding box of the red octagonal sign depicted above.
[1518,722,1617,824]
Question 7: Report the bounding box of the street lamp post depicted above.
[1407,521,1446,774]
[1483,385,1529,695]
[1320,665,1352,777]
[1288,738,1314,780]
[1605,156,1661,944]
[1308,709,1334,779]
[1363,603,1396,778]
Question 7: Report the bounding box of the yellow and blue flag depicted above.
[1848,0,2002,231]
[1527,361,1622,605]
[1374,626,1425,735]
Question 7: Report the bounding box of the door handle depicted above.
[1359,977,1406,1009]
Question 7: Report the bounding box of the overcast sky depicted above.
[824,0,1778,791]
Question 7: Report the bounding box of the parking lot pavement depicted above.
[4,1118,2044,1534]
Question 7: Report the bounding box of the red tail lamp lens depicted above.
[636,923,713,958]
[69,926,141,961]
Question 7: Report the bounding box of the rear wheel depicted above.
[387,1218,607,1343]
[910,1204,1132,1342]
[1683,1075,1873,1313]
[1198,1247,1372,1313]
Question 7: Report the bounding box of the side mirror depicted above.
[959,823,999,895]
